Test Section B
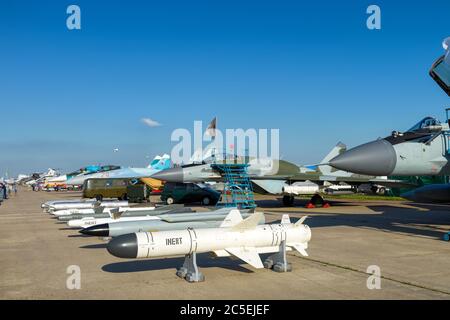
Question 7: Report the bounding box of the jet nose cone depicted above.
[79,223,110,237]
[107,233,138,258]
[329,139,397,176]
[150,167,184,182]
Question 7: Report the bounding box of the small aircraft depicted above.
[66,154,171,186]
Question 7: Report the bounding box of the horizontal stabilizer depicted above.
[226,247,264,268]
[231,212,264,231]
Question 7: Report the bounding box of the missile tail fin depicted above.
[220,209,243,228]
[291,243,308,256]
[231,212,264,231]
[294,215,308,226]
[109,208,122,220]
[281,214,291,224]
[225,247,264,268]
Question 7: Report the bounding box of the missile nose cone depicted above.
[107,233,138,258]
[150,167,184,183]
[79,223,110,237]
[329,139,397,176]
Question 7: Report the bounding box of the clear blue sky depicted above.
[1,1,449,176]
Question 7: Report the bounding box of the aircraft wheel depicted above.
[282,195,294,207]
[166,197,175,205]
[95,195,103,201]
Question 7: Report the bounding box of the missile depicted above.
[107,210,311,281]
[401,184,450,203]
[51,205,153,217]
[48,200,129,213]
[80,207,258,237]
[57,204,190,222]
[68,214,160,228]
[41,199,96,209]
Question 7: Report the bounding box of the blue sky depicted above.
[1,1,449,176]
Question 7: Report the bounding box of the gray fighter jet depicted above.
[151,143,414,206]
[330,38,450,177]
[329,115,450,176]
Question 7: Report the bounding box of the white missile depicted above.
[48,200,130,214]
[52,205,154,217]
[69,215,160,228]
[107,209,311,282]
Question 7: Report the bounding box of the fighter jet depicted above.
[150,143,413,206]
[66,154,171,186]
[328,116,450,176]
[329,38,450,177]
[45,164,120,189]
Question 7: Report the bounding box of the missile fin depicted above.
[219,209,243,228]
[281,214,291,224]
[213,250,231,257]
[109,208,123,220]
[294,216,308,226]
[225,247,264,269]
[291,243,308,256]
[231,212,264,231]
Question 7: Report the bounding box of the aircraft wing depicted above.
[225,247,264,269]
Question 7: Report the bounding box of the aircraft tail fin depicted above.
[148,154,171,170]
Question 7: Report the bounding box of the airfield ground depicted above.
[1,188,450,299]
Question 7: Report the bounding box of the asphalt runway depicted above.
[1,188,450,299]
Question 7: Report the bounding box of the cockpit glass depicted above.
[406,117,438,132]
[433,59,450,86]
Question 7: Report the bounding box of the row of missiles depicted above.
[43,199,312,282]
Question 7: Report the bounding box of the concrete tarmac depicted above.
[1,188,450,299]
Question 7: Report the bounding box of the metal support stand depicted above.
[263,240,292,272]
[176,252,205,282]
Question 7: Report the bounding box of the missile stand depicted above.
[263,240,292,272]
[176,252,205,282]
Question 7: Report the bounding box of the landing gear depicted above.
[264,240,292,272]
[282,195,295,206]
[305,194,330,208]
[176,252,205,282]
